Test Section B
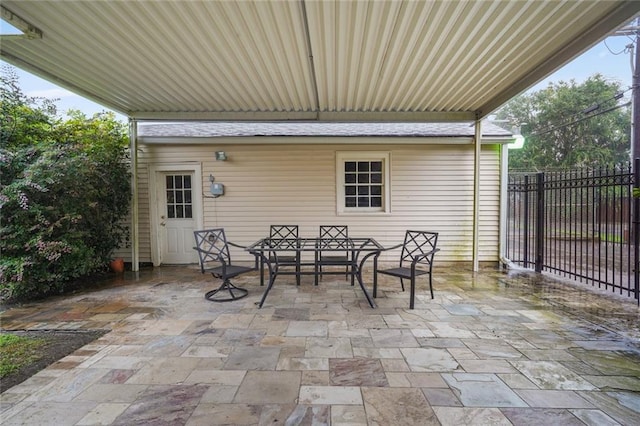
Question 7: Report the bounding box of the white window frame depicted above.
[336,151,390,214]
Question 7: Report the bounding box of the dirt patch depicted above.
[0,329,107,393]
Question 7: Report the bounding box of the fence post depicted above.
[535,172,545,273]
[523,175,530,268]
[634,158,640,305]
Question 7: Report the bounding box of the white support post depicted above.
[129,119,139,271]
[473,119,482,272]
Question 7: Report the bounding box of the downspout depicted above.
[473,118,481,272]
[129,118,139,272]
[500,132,525,270]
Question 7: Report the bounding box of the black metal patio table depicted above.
[246,237,383,308]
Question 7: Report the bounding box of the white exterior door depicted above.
[154,168,201,264]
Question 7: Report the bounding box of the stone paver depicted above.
[1,265,640,425]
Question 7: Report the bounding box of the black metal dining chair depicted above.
[261,225,300,286]
[376,230,439,309]
[316,225,353,285]
[193,228,256,302]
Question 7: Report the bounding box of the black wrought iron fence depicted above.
[506,161,639,303]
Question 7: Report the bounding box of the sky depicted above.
[530,34,634,92]
[1,28,637,121]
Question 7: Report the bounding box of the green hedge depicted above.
[1,68,130,301]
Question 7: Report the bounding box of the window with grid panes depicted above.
[166,175,193,219]
[337,152,390,213]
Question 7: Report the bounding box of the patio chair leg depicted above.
[400,278,405,292]
[205,279,249,302]
[409,278,415,309]
[429,271,434,299]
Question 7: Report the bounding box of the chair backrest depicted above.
[270,225,298,239]
[194,228,231,272]
[399,230,438,268]
[319,225,349,249]
[319,225,348,239]
[269,225,299,251]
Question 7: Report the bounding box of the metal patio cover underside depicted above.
[2,1,639,122]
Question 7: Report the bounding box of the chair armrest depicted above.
[228,241,248,250]
[410,248,440,267]
[193,245,218,257]
[378,242,404,252]
[193,246,225,263]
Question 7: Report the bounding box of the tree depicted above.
[495,74,631,171]
[0,66,131,301]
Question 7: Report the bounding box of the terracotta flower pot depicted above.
[109,258,125,273]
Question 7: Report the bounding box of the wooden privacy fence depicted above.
[506,161,640,304]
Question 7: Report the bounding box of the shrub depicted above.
[0,67,130,301]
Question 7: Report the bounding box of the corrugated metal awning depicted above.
[2,1,638,121]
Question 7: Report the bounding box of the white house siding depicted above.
[134,140,502,266]
[111,165,151,262]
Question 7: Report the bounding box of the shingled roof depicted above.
[137,121,512,139]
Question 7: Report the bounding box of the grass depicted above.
[599,234,624,244]
[0,333,46,378]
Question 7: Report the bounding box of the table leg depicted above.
[258,261,278,308]
[373,255,378,298]
[356,254,377,308]
[251,251,278,308]
[356,271,376,308]
[314,251,319,286]
[350,250,356,286]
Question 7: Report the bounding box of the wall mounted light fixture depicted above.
[215,151,227,161]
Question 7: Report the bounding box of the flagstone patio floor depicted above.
[1,264,640,425]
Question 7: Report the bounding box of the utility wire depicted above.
[526,86,631,135]
[604,38,628,55]
[531,101,631,136]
